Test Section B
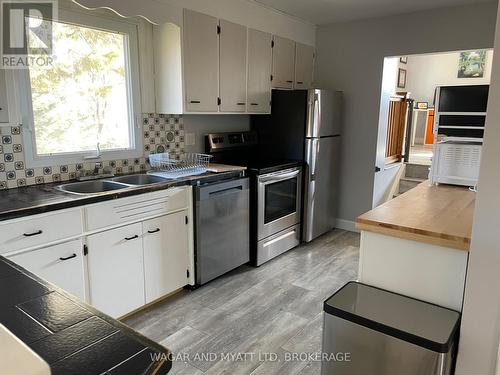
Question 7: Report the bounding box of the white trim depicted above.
[335,218,359,233]
[0,71,21,127]
[384,161,403,170]
[18,7,143,168]
[244,0,316,27]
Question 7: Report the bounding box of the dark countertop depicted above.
[0,256,171,374]
[0,170,243,222]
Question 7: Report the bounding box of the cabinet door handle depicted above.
[59,253,77,261]
[236,102,245,106]
[297,81,304,84]
[190,100,201,104]
[250,103,259,106]
[125,235,139,241]
[286,80,293,83]
[23,230,43,237]
[147,228,160,234]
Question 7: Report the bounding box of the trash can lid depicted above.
[323,282,461,353]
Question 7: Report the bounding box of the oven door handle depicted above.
[259,169,301,183]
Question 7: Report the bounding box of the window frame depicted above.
[18,7,143,168]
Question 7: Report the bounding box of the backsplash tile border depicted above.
[0,114,185,190]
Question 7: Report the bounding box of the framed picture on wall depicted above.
[457,50,487,78]
[398,68,407,88]
[400,56,408,64]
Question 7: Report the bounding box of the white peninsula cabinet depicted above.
[4,186,194,319]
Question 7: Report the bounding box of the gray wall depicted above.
[182,115,250,153]
[456,3,500,373]
[405,50,494,104]
[315,2,498,223]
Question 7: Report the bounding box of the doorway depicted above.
[373,49,493,207]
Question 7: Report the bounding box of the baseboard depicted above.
[335,219,359,233]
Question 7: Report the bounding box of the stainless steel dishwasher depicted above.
[194,177,250,285]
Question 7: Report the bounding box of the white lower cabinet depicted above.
[7,187,193,319]
[87,222,145,318]
[143,210,189,303]
[10,239,85,300]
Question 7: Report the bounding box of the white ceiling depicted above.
[252,0,496,24]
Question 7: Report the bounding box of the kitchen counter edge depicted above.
[0,170,244,222]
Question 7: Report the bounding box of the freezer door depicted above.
[306,89,342,138]
[303,136,340,242]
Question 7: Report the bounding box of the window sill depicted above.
[25,149,144,169]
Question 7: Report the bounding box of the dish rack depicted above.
[148,153,212,179]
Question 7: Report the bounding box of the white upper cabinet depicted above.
[153,23,183,114]
[183,9,219,112]
[247,29,272,113]
[154,8,314,114]
[272,36,295,89]
[294,43,315,89]
[219,19,247,113]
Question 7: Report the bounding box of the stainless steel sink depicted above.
[111,174,170,186]
[57,180,130,195]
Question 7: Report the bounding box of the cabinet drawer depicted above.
[0,209,83,254]
[86,187,189,231]
[9,239,85,300]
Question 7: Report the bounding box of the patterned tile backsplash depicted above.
[0,114,185,190]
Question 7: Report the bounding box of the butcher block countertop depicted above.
[356,182,476,251]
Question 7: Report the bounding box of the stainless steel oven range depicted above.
[256,167,301,266]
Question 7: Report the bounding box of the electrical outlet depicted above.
[185,133,196,146]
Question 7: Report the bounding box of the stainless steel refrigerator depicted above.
[251,89,342,243]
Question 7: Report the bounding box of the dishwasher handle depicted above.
[209,186,243,198]
[197,178,249,201]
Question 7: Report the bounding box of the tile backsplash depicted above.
[0,113,185,190]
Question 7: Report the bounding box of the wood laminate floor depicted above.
[124,229,360,375]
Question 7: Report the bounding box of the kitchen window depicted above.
[19,8,142,167]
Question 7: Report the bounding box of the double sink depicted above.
[57,174,171,195]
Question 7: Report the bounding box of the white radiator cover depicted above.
[430,143,482,186]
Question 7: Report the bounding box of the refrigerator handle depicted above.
[314,93,320,136]
[310,139,319,178]
[306,92,320,137]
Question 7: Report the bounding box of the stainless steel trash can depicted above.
[321,282,460,375]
